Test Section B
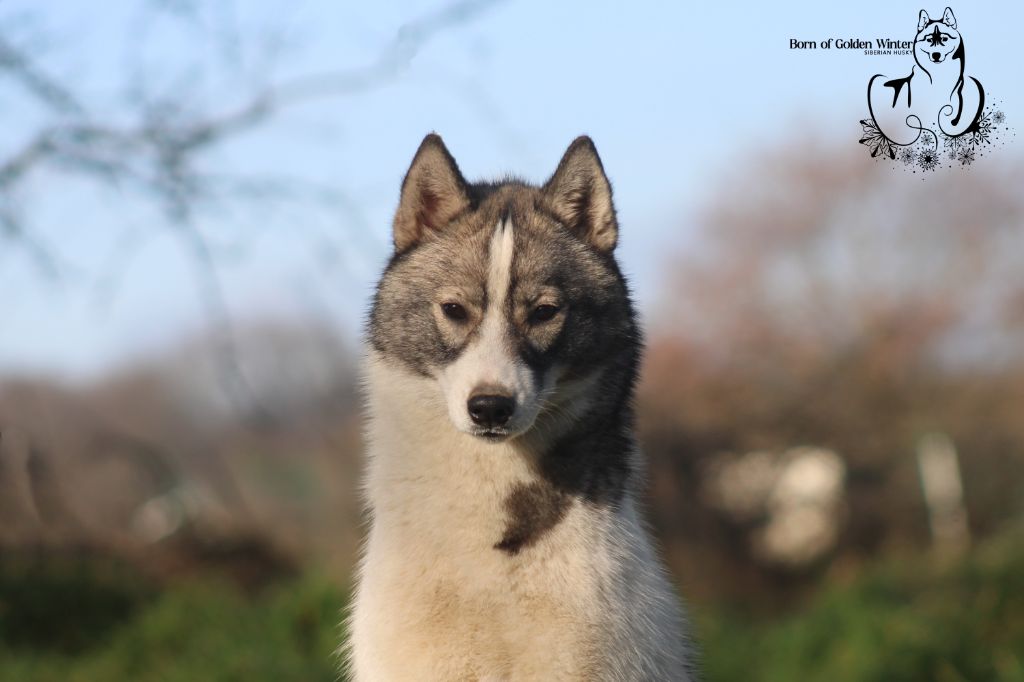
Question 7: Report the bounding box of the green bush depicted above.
[2,532,1022,681]
[0,561,347,682]
[0,555,153,655]
[698,532,1024,682]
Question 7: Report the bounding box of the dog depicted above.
[345,134,696,680]
[867,7,984,145]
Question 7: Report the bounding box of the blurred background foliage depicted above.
[2,1,1023,680]
[2,531,1023,681]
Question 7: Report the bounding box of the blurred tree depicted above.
[640,141,1024,601]
[0,320,363,572]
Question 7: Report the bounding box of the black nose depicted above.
[467,394,515,428]
[932,52,941,60]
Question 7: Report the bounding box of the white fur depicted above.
[346,352,694,680]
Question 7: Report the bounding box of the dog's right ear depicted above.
[918,9,931,32]
[393,134,471,252]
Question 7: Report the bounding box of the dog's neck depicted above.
[362,350,638,516]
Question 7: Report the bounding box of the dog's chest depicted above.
[359,462,611,678]
[368,441,601,589]
[356,387,623,677]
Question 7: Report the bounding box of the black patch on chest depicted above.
[494,481,572,555]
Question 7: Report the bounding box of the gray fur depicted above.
[369,165,642,529]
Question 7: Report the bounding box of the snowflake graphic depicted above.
[858,118,896,160]
[970,115,994,146]
[918,149,939,171]
[858,95,1009,169]
[942,133,964,154]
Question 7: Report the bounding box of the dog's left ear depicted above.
[918,9,931,31]
[542,136,618,253]
[942,7,957,28]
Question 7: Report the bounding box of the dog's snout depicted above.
[467,394,515,428]
[932,51,941,61]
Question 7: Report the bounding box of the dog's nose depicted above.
[932,52,941,60]
[467,394,515,428]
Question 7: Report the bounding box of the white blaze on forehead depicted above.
[437,218,540,435]
[474,217,515,375]
[486,217,515,311]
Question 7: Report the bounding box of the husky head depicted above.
[368,134,637,443]
[915,7,962,65]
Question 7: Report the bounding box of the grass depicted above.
[0,558,346,682]
[698,532,1024,682]
[2,531,1022,681]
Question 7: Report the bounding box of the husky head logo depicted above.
[369,134,636,442]
[916,8,961,64]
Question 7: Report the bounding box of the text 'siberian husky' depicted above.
[347,134,697,680]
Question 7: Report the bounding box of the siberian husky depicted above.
[346,134,696,680]
[867,7,985,145]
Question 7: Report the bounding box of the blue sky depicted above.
[1,0,1021,379]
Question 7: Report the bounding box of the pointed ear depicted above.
[541,136,618,253]
[918,9,931,31]
[942,7,956,28]
[393,134,471,252]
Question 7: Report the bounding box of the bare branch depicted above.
[0,0,508,411]
[268,0,503,104]
[0,204,64,281]
[0,133,53,187]
[0,33,82,114]
[0,0,506,214]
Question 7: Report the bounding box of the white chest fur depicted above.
[346,353,692,681]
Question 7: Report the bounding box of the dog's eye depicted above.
[441,302,468,322]
[530,304,560,323]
